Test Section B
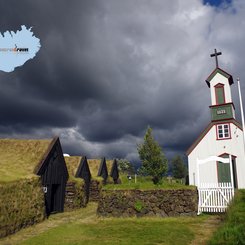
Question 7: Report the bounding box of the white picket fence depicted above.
[198,182,234,214]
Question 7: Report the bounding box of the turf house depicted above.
[35,137,69,215]
[65,156,91,203]
[97,157,109,184]
[0,137,69,237]
[65,156,120,201]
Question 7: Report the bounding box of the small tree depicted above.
[137,127,168,184]
[171,155,187,180]
[117,159,135,174]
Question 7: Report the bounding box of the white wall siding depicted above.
[188,123,245,188]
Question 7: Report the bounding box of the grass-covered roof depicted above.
[0,138,53,183]
[87,158,113,180]
[87,159,102,179]
[106,160,115,176]
[62,155,117,182]
[64,156,83,182]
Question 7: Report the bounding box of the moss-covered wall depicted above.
[98,189,198,217]
[64,180,87,211]
[0,178,46,238]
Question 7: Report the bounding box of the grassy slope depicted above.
[0,139,52,183]
[208,189,245,245]
[0,203,220,245]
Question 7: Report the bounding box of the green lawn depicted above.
[0,203,220,245]
[20,218,194,245]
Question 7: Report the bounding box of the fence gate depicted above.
[198,182,234,214]
[196,156,235,214]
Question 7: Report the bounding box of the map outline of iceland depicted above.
[0,25,41,72]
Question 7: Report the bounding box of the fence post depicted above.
[229,154,234,189]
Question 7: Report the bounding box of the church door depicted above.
[217,155,237,188]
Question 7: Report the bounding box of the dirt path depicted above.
[0,202,98,245]
[189,215,222,245]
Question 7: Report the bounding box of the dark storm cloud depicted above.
[1,0,245,163]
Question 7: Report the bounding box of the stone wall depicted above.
[97,189,198,217]
[64,180,87,211]
[89,180,101,202]
[0,178,46,238]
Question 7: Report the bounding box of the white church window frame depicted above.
[216,123,231,140]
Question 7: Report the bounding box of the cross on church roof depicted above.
[210,48,222,68]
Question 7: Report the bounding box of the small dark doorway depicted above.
[50,184,59,214]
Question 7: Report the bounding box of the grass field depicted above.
[0,203,220,245]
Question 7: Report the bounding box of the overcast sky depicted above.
[0,0,245,164]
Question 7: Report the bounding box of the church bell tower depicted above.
[206,49,235,124]
[187,49,245,189]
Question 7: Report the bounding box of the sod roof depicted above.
[64,156,83,182]
[0,138,53,183]
[87,159,101,179]
[87,158,113,180]
[106,160,115,176]
[61,155,116,182]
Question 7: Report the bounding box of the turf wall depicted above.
[64,180,87,211]
[0,178,46,238]
[98,189,198,217]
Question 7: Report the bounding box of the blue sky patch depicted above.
[203,0,232,7]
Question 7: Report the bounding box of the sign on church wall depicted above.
[210,104,233,121]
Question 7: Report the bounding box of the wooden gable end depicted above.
[75,156,91,183]
[98,157,108,181]
[110,159,119,183]
[186,119,243,156]
[34,137,69,215]
[34,137,68,185]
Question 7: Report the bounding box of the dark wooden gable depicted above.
[98,157,108,183]
[34,136,68,216]
[75,156,91,183]
[35,137,68,183]
[110,159,119,183]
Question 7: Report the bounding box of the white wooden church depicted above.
[187,50,245,189]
